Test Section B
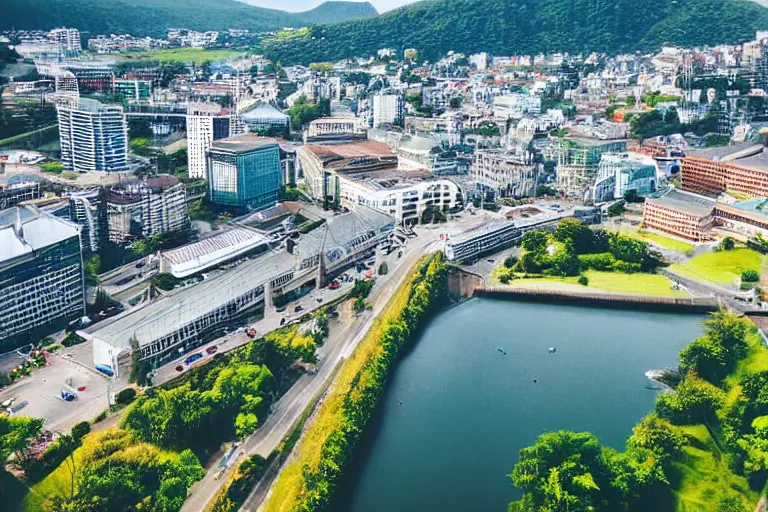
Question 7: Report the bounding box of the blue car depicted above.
[61,390,76,402]
[95,364,114,377]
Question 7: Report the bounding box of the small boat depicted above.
[497,347,506,355]
[548,347,556,354]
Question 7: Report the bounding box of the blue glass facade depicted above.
[208,142,281,211]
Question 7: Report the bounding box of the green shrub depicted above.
[503,255,518,268]
[612,260,642,273]
[578,252,616,271]
[115,387,137,405]
[742,269,760,283]
[578,275,589,286]
[71,421,91,441]
[721,237,736,251]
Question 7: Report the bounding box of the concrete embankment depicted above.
[474,286,720,313]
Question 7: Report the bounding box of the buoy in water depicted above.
[548,347,556,353]
[533,379,537,383]
[399,400,403,405]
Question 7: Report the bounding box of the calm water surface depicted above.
[334,298,704,512]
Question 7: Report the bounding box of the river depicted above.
[334,297,704,512]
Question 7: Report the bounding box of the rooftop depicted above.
[646,188,716,218]
[241,103,289,121]
[81,250,296,350]
[686,143,763,162]
[211,135,280,154]
[161,228,268,278]
[296,206,394,263]
[0,206,81,265]
[304,140,395,161]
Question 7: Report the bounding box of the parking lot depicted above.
[0,352,110,433]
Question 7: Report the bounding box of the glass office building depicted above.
[0,206,85,352]
[207,137,281,212]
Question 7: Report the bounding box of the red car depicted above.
[175,365,184,372]
[206,346,218,355]
[328,281,340,290]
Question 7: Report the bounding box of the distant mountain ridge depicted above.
[0,0,378,37]
[295,2,378,24]
[265,0,768,64]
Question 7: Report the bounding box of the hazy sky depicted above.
[237,0,420,13]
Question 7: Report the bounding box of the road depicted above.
[180,228,445,512]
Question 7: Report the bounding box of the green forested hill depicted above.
[295,1,378,25]
[0,0,374,37]
[265,0,768,64]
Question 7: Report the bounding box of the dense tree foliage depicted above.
[39,429,204,512]
[265,0,768,64]
[512,219,661,277]
[122,363,272,447]
[508,430,668,511]
[1,0,375,37]
[285,96,331,131]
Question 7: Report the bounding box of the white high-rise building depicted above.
[57,99,128,173]
[49,28,81,52]
[373,92,404,128]
[186,103,244,180]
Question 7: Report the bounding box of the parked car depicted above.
[280,318,286,326]
[206,345,218,355]
[175,365,184,372]
[294,305,304,313]
[328,281,340,290]
[185,353,203,365]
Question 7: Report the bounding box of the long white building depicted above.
[338,174,462,225]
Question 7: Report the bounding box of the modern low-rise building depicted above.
[642,188,716,242]
[549,136,627,196]
[56,98,128,173]
[207,136,282,212]
[0,206,85,352]
[444,221,521,262]
[106,176,189,243]
[680,143,768,198]
[81,207,394,370]
[160,227,269,278]
[337,172,462,225]
[0,177,41,209]
[593,153,657,203]
[297,140,398,203]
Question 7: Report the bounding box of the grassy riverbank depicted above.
[491,269,688,297]
[670,248,765,286]
[264,254,448,512]
[624,229,695,255]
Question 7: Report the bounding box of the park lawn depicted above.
[122,48,245,63]
[627,229,695,255]
[670,248,765,286]
[670,424,758,512]
[496,270,687,298]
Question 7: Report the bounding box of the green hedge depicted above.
[273,254,448,511]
